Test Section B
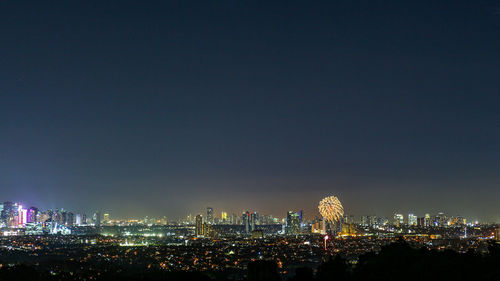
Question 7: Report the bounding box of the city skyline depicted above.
[1,1,499,221]
[0,198,492,224]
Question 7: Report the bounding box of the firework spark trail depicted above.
[318,196,344,223]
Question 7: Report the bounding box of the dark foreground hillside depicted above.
[2,240,500,281]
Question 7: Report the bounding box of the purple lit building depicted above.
[27,207,38,223]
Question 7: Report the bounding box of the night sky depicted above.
[1,1,499,221]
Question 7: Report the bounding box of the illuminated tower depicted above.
[242,211,250,234]
[75,214,82,225]
[424,213,431,227]
[94,211,101,227]
[285,211,300,235]
[195,215,203,236]
[221,212,227,224]
[408,213,417,226]
[394,213,404,227]
[103,213,110,224]
[66,212,74,226]
[27,207,38,223]
[206,207,214,224]
[250,212,258,229]
[17,206,27,225]
[1,202,14,226]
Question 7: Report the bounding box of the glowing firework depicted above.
[318,196,344,223]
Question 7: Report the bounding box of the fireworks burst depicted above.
[318,196,344,223]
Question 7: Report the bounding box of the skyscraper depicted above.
[242,211,250,234]
[17,206,27,225]
[195,215,203,236]
[94,211,101,227]
[394,213,404,227]
[285,211,300,235]
[206,207,213,225]
[230,213,238,225]
[424,213,431,227]
[436,212,447,227]
[75,214,82,225]
[250,212,258,228]
[103,213,110,224]
[408,213,417,226]
[27,207,38,223]
[1,202,14,226]
[221,211,227,224]
[67,212,74,226]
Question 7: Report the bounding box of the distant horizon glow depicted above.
[0,1,499,222]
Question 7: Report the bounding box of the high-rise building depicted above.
[436,212,447,227]
[103,213,110,224]
[75,214,82,225]
[285,211,300,235]
[242,211,252,234]
[408,213,417,226]
[417,217,425,227]
[394,213,404,227]
[27,207,38,223]
[424,213,431,227]
[495,228,500,241]
[206,207,213,225]
[230,213,238,225]
[251,212,258,228]
[94,211,101,227]
[66,212,74,226]
[311,218,326,234]
[61,211,68,225]
[195,215,203,236]
[1,202,14,226]
[343,215,355,224]
[361,216,369,226]
[221,212,227,224]
[17,206,27,225]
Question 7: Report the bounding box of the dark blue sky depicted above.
[0,1,499,221]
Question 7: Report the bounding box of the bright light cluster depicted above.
[318,196,344,223]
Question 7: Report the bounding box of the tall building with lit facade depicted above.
[1,202,14,226]
[432,212,447,227]
[242,211,257,234]
[17,206,27,225]
[103,213,110,224]
[343,215,355,224]
[311,218,326,234]
[27,207,38,223]
[66,212,74,226]
[394,213,404,227]
[242,212,250,233]
[94,211,101,227]
[195,215,203,236]
[251,212,258,228]
[495,228,500,241]
[424,213,431,227]
[285,211,300,235]
[408,213,417,226]
[75,214,82,225]
[206,207,214,225]
[221,211,227,224]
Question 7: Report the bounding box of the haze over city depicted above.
[1,0,499,221]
